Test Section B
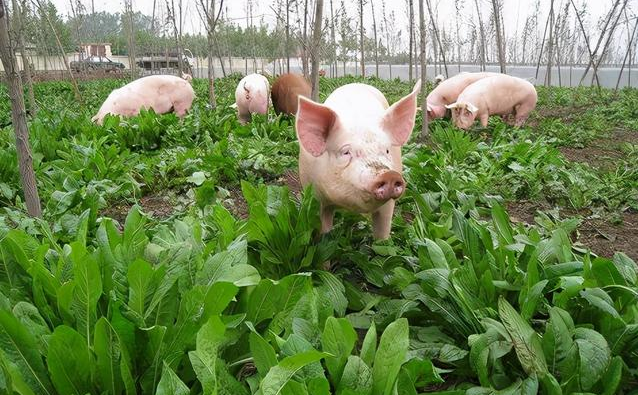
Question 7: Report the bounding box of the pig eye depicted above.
[339,146,351,157]
[386,149,390,154]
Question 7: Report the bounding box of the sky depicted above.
[49,0,632,50]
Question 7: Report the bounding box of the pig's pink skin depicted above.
[92,74,195,125]
[296,81,420,239]
[450,74,538,130]
[426,72,500,120]
[235,73,270,124]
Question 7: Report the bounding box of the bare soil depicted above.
[100,194,175,229]
[507,200,638,262]
[559,128,638,168]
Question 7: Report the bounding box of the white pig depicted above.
[446,74,537,130]
[235,73,270,124]
[426,72,500,119]
[91,74,195,125]
[296,80,421,239]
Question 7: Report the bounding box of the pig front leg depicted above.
[479,113,489,128]
[372,200,395,239]
[320,203,335,234]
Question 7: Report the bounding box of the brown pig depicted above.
[296,80,421,239]
[446,74,537,129]
[271,73,311,116]
[91,74,195,125]
[426,72,500,119]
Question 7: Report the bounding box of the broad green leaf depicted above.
[520,280,548,321]
[259,350,329,395]
[337,356,373,395]
[574,327,611,391]
[0,310,53,395]
[372,318,409,395]
[491,203,514,245]
[599,356,622,395]
[94,317,123,395]
[47,325,92,395]
[579,288,621,319]
[189,315,226,395]
[498,297,547,376]
[322,317,357,386]
[155,361,189,395]
[247,273,312,329]
[612,253,636,285]
[70,241,102,341]
[591,258,626,286]
[249,331,278,377]
[127,258,154,323]
[360,322,377,367]
[543,307,575,377]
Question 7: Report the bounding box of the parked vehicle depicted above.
[70,56,125,72]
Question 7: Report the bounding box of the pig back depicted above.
[458,75,535,114]
[271,73,311,115]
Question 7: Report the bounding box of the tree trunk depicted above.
[535,7,550,81]
[330,0,336,77]
[36,0,81,102]
[371,0,378,78]
[286,0,290,73]
[12,0,36,114]
[0,0,42,218]
[578,0,621,86]
[311,0,323,101]
[425,0,448,77]
[590,0,628,86]
[419,0,427,137]
[473,0,486,71]
[615,14,638,90]
[491,0,506,73]
[408,0,414,81]
[302,0,309,77]
[359,0,365,77]
[125,0,137,77]
[545,0,554,86]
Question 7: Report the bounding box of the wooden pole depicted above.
[0,0,42,217]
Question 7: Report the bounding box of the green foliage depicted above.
[0,75,637,394]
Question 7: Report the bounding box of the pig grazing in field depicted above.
[91,74,195,125]
[446,74,537,130]
[426,72,500,119]
[296,80,421,239]
[271,73,312,116]
[234,73,270,124]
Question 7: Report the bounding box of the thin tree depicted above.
[34,0,81,101]
[454,0,462,72]
[473,0,486,71]
[165,0,184,74]
[124,0,136,77]
[544,0,555,86]
[196,0,224,106]
[370,0,378,78]
[408,0,414,81]
[286,0,290,72]
[425,0,448,77]
[310,0,323,100]
[0,0,42,217]
[615,12,637,90]
[590,0,628,85]
[330,0,336,76]
[419,0,427,137]
[11,0,36,114]
[358,0,365,77]
[491,0,505,72]
[578,0,622,85]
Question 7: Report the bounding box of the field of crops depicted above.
[0,74,637,394]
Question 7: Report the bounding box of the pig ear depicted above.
[467,102,479,114]
[382,79,421,146]
[445,103,458,109]
[296,96,339,157]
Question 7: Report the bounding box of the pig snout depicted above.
[372,171,405,201]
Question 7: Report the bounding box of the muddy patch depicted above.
[507,200,638,262]
[559,129,638,168]
[100,194,175,228]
